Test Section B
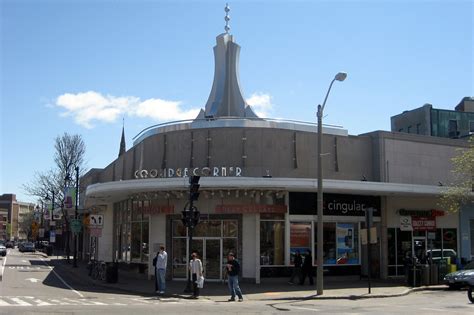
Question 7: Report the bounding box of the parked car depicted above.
[5,241,14,248]
[426,249,457,262]
[0,244,6,256]
[443,260,474,289]
[19,242,36,253]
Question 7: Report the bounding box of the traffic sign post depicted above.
[70,219,82,234]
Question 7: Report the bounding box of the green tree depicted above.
[440,137,474,212]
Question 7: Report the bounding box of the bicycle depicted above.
[89,260,106,281]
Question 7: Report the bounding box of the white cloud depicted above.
[134,98,200,121]
[55,91,199,128]
[246,92,274,117]
[55,90,275,127]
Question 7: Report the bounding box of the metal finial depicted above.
[224,3,230,34]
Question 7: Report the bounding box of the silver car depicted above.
[444,261,474,289]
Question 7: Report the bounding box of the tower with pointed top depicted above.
[118,119,126,157]
[196,3,258,120]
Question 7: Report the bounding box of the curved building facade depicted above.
[83,15,469,282]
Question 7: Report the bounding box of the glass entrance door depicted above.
[191,238,222,280]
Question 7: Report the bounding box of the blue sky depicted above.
[1,0,473,203]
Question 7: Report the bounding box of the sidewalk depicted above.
[49,257,446,301]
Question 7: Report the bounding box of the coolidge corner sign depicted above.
[134,166,243,179]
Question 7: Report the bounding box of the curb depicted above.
[260,285,447,301]
[49,261,448,301]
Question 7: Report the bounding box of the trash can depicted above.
[408,266,421,287]
[106,262,118,283]
[422,264,430,286]
[430,264,439,285]
[45,245,53,256]
[438,259,448,283]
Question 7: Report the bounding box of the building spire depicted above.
[118,117,126,157]
[224,3,230,34]
[196,3,258,119]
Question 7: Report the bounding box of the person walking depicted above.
[300,250,314,285]
[189,251,203,299]
[156,245,167,294]
[226,252,243,302]
[288,250,302,284]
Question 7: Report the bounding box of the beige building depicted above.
[82,21,471,282]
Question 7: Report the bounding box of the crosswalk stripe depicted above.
[0,296,214,307]
[87,300,107,305]
[0,299,11,306]
[63,298,88,305]
[9,297,32,306]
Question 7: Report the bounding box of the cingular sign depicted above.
[134,166,243,179]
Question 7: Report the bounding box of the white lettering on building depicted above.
[134,166,244,179]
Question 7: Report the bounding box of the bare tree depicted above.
[23,132,87,261]
[54,132,86,182]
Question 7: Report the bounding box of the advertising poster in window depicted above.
[336,223,357,264]
[290,223,311,261]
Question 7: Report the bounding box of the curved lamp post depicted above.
[317,72,347,295]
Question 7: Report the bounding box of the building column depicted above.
[97,203,114,262]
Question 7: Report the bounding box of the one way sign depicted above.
[90,214,104,227]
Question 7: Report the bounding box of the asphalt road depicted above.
[1,248,473,314]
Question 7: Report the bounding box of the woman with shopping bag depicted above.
[189,251,203,299]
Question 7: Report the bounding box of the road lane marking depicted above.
[39,257,84,298]
[87,300,108,305]
[23,297,53,306]
[10,297,32,306]
[292,306,320,312]
[0,299,10,306]
[25,277,40,283]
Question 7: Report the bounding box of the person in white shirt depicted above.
[156,245,168,294]
[189,251,203,298]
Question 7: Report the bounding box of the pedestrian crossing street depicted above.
[0,296,213,307]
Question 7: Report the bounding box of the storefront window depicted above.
[223,220,238,237]
[443,229,457,251]
[114,200,149,264]
[336,223,359,264]
[131,222,141,262]
[260,221,285,265]
[194,220,221,237]
[173,220,186,237]
[290,222,311,263]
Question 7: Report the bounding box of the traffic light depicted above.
[189,176,200,202]
[181,206,200,228]
[191,206,200,227]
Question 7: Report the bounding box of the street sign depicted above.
[89,215,104,227]
[50,230,56,243]
[70,219,82,233]
[89,227,102,237]
[39,228,45,238]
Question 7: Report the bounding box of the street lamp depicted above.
[316,72,347,295]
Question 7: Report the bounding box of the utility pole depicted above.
[183,176,200,292]
[73,166,79,268]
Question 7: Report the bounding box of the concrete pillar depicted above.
[242,213,257,281]
[97,203,114,262]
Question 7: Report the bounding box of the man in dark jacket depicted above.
[300,250,314,285]
[288,251,302,284]
[226,252,244,302]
